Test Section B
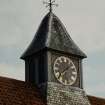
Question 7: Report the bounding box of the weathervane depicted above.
[43,0,58,12]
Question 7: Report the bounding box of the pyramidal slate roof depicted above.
[21,12,87,59]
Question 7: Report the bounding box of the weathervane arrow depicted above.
[43,0,58,12]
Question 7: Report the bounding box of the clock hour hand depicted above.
[62,66,70,74]
[58,66,70,78]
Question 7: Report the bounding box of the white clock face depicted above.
[53,56,77,85]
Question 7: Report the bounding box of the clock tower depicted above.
[21,4,91,105]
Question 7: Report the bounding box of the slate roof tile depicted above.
[21,12,86,59]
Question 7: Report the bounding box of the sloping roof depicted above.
[88,95,105,105]
[0,76,105,105]
[21,12,86,59]
[0,76,45,105]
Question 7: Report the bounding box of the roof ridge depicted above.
[88,95,105,100]
[45,12,53,47]
[0,76,24,82]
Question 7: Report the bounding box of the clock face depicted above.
[53,56,77,85]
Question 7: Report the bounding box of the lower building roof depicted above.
[88,95,105,105]
[0,76,45,105]
[0,76,104,105]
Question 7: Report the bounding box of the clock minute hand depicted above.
[60,66,71,76]
[62,66,70,73]
[58,67,69,79]
[58,66,70,79]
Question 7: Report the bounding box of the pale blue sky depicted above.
[0,0,105,98]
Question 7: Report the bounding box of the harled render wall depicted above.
[39,82,91,105]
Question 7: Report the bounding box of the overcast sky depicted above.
[0,0,105,98]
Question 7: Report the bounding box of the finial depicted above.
[43,0,58,12]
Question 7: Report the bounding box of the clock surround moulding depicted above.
[53,56,77,86]
[47,50,83,88]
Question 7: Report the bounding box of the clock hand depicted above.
[58,66,71,78]
[61,66,70,74]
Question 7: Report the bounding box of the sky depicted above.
[0,0,105,98]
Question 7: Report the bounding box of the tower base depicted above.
[39,82,91,105]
